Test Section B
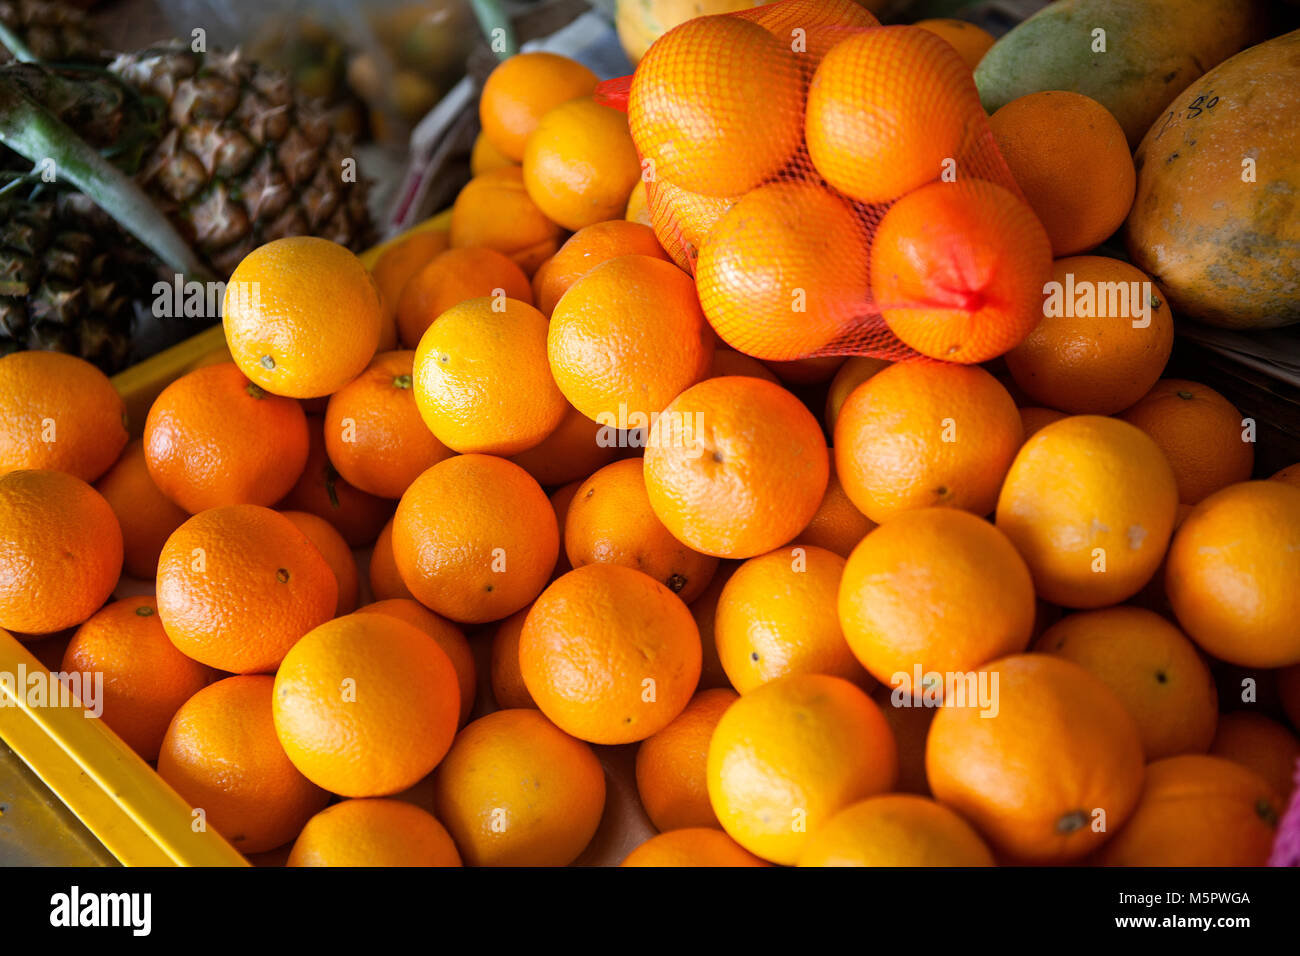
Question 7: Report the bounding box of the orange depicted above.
[621,828,769,867]
[324,350,453,498]
[392,454,557,623]
[144,362,309,514]
[1096,755,1280,867]
[645,177,737,271]
[1273,462,1300,488]
[223,237,381,399]
[0,350,127,482]
[0,469,122,635]
[478,51,598,162]
[94,439,188,579]
[282,510,359,616]
[763,355,846,386]
[549,480,582,577]
[1119,378,1254,504]
[523,97,641,231]
[449,167,564,276]
[1017,405,1067,443]
[634,687,737,831]
[833,362,1021,524]
[926,654,1145,863]
[432,708,606,865]
[624,180,651,226]
[798,795,995,867]
[716,545,867,693]
[996,415,1179,608]
[158,675,329,855]
[548,255,713,425]
[989,91,1136,257]
[1033,606,1218,759]
[531,220,669,317]
[806,26,981,204]
[1210,712,1300,801]
[370,229,450,348]
[470,129,515,176]
[508,403,618,488]
[644,376,829,559]
[353,598,476,725]
[1165,480,1300,668]
[707,673,897,865]
[793,459,876,558]
[824,356,889,432]
[1005,256,1174,414]
[688,561,737,691]
[914,18,995,70]
[489,607,536,709]
[61,597,211,761]
[395,246,532,349]
[520,564,700,744]
[278,418,394,547]
[156,505,336,673]
[628,15,803,197]
[710,349,780,384]
[288,798,462,867]
[413,297,566,455]
[839,508,1034,691]
[869,180,1053,363]
[696,182,872,359]
[565,459,718,604]
[368,517,414,601]
[273,613,460,796]
[871,684,934,796]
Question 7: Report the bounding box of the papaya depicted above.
[974,0,1268,147]
[1126,30,1300,330]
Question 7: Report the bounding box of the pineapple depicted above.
[0,0,100,65]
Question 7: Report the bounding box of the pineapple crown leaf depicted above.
[0,69,211,282]
[0,18,35,65]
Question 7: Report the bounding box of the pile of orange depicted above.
[1,10,1296,871]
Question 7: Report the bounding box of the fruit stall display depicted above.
[0,0,1299,869]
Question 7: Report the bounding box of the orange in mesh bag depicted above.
[598,0,1052,363]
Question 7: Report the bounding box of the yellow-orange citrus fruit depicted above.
[479,52,598,162]
[914,18,995,70]
[507,403,619,488]
[288,798,462,866]
[281,509,360,616]
[688,561,737,691]
[646,177,737,271]
[798,794,996,867]
[793,458,877,558]
[368,517,414,602]
[277,417,394,548]
[621,828,769,867]
[94,440,188,579]
[824,356,889,432]
[710,349,781,384]
[370,229,450,344]
[531,220,669,318]
[1210,712,1300,801]
[449,167,564,275]
[625,179,651,225]
[470,130,515,176]
[634,687,737,831]
[396,246,532,348]
[489,607,536,710]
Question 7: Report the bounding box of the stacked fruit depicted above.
[1,0,1299,868]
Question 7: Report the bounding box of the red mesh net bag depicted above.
[596,0,1052,363]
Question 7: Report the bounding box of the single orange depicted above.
[478,51,598,162]
[1017,405,1067,443]
[278,418,394,548]
[549,479,582,579]
[432,708,606,866]
[144,362,309,514]
[370,229,450,346]
[324,350,453,498]
[395,245,532,348]
[824,356,889,432]
[645,177,737,272]
[996,415,1179,608]
[870,179,1052,363]
[368,517,414,601]
[413,297,566,456]
[624,179,651,225]
[1096,755,1280,866]
[1210,712,1300,801]
[288,798,462,866]
[628,15,803,197]
[914,18,995,70]
[0,469,122,635]
[763,355,846,386]
[687,561,738,691]
[392,454,557,623]
[871,684,934,796]
[470,129,516,176]
[61,596,211,761]
[353,598,476,725]
[834,362,1022,524]
[793,458,876,558]
[507,403,619,488]
[1273,462,1300,488]
[489,607,536,710]
[989,91,1135,257]
[273,613,461,796]
[531,220,669,317]
[1166,480,1300,668]
[281,510,360,616]
[798,795,995,867]
[621,829,769,867]
[1034,606,1218,759]
[449,167,564,276]
[548,254,713,426]
[839,508,1035,691]
[634,687,737,831]
[0,350,127,482]
[926,654,1145,863]
[158,675,329,855]
[94,439,188,579]
[644,376,829,559]
[224,237,382,399]
[1119,378,1254,504]
[156,505,337,673]
[1005,256,1174,414]
[708,673,897,865]
[520,564,701,744]
[709,349,780,384]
